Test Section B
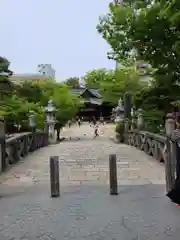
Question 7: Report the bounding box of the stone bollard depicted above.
[165,113,175,192]
[50,156,60,197]
[109,154,118,195]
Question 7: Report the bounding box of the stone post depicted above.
[109,154,118,195]
[0,117,6,172]
[50,156,60,197]
[165,113,176,192]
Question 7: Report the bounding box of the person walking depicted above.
[93,124,99,139]
[167,120,180,205]
[78,118,81,127]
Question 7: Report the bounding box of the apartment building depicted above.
[37,64,55,79]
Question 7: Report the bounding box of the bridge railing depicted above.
[123,113,177,192]
[124,130,166,162]
[1,132,48,173]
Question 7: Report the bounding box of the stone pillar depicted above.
[165,113,176,192]
[123,92,132,119]
[29,111,36,151]
[124,119,129,132]
[131,108,136,130]
[0,117,6,172]
[29,110,36,133]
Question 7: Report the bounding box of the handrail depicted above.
[0,131,48,172]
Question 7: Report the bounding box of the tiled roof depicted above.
[89,89,101,98]
[80,98,102,105]
[70,88,101,98]
[70,88,85,95]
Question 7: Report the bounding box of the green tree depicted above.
[97,1,180,85]
[100,67,143,104]
[97,0,180,131]
[64,77,80,88]
[0,57,13,100]
[52,86,82,127]
[17,80,82,128]
[15,82,45,103]
[84,69,108,88]
[1,61,82,133]
[2,95,43,133]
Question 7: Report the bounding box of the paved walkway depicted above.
[0,124,179,239]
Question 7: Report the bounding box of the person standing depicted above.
[167,120,180,205]
[92,116,96,126]
[68,120,72,128]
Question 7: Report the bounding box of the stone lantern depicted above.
[114,98,124,123]
[44,100,57,138]
[29,110,36,133]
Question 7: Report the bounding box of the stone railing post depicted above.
[137,109,144,130]
[165,113,176,192]
[0,117,5,172]
[131,108,136,130]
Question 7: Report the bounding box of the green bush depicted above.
[142,108,164,133]
[115,121,125,134]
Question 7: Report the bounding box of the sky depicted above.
[0,0,115,81]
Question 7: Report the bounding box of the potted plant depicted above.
[115,121,125,143]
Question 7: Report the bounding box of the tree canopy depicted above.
[97,0,180,131]
[83,69,108,88]
[0,57,13,99]
[0,61,82,133]
[97,0,180,85]
[63,77,80,88]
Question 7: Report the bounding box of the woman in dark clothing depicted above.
[167,121,180,204]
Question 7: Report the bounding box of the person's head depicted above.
[176,121,180,129]
[175,116,180,129]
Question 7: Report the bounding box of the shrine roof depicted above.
[81,98,102,105]
[70,88,101,99]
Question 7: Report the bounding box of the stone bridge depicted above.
[0,124,179,239]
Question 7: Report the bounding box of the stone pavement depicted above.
[0,124,180,239]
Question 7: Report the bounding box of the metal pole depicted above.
[109,154,118,195]
[50,156,60,197]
